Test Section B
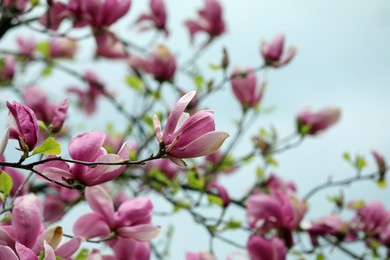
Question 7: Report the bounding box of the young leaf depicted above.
[125,76,144,91]
[32,137,61,155]
[0,171,13,198]
[207,194,223,207]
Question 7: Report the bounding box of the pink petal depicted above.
[171,131,229,158]
[32,226,62,255]
[55,236,83,258]
[153,115,163,142]
[0,128,9,156]
[117,224,160,240]
[68,131,106,161]
[15,243,37,260]
[43,241,56,260]
[162,91,196,141]
[0,246,18,260]
[81,154,124,186]
[73,213,110,239]
[85,186,115,226]
[116,197,153,226]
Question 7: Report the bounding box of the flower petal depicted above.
[0,246,18,260]
[73,213,110,239]
[55,236,83,258]
[68,131,106,161]
[117,224,160,240]
[172,131,229,158]
[85,186,115,226]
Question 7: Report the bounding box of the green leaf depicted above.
[342,152,351,161]
[316,253,325,260]
[265,156,279,167]
[0,171,13,198]
[125,76,144,91]
[193,75,204,90]
[355,155,367,170]
[36,41,50,58]
[38,120,49,133]
[223,219,241,230]
[173,200,191,212]
[256,167,264,178]
[0,215,12,223]
[349,200,365,209]
[30,0,39,6]
[187,171,204,190]
[207,194,223,207]
[41,65,53,77]
[377,180,387,189]
[75,248,89,260]
[38,252,45,260]
[32,137,61,155]
[208,63,221,71]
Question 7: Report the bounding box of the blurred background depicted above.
[1,0,390,259]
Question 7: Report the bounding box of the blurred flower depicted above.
[0,194,82,259]
[129,45,176,82]
[48,38,77,59]
[37,131,131,188]
[94,30,128,59]
[39,2,69,30]
[135,0,168,36]
[306,215,348,246]
[73,186,160,240]
[207,181,230,208]
[153,91,229,165]
[297,107,341,135]
[230,67,266,109]
[372,150,386,182]
[0,56,16,85]
[184,0,225,45]
[68,70,107,114]
[186,251,216,260]
[6,101,39,152]
[247,235,286,260]
[2,0,28,12]
[16,36,36,57]
[261,33,296,68]
[22,86,68,134]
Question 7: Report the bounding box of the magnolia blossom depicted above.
[2,0,28,12]
[0,194,82,259]
[0,56,16,84]
[68,70,107,114]
[88,239,150,260]
[129,45,176,82]
[153,91,229,164]
[230,67,266,109]
[350,201,390,236]
[260,34,296,68]
[39,2,69,31]
[48,38,77,59]
[74,186,160,241]
[186,251,216,260]
[247,235,286,260]
[37,131,131,188]
[297,107,341,135]
[136,0,168,36]
[16,36,36,57]
[22,86,68,133]
[184,0,225,44]
[6,101,39,152]
[306,215,347,246]
[372,150,386,181]
[265,174,297,193]
[207,181,230,208]
[94,30,128,59]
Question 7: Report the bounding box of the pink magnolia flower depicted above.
[39,2,69,31]
[207,181,230,208]
[6,101,39,152]
[350,201,390,236]
[145,158,182,180]
[68,70,107,114]
[184,0,225,45]
[76,0,131,28]
[74,186,160,241]
[230,67,266,109]
[135,0,168,36]
[204,150,237,174]
[260,33,296,68]
[306,215,348,246]
[0,194,82,259]
[153,91,229,164]
[22,86,68,133]
[186,251,216,260]
[94,30,128,59]
[16,36,36,57]
[48,38,77,59]
[37,131,132,188]
[297,107,341,135]
[0,56,16,84]
[247,190,306,247]
[43,186,82,223]
[129,45,176,82]
[265,174,297,193]
[247,235,286,260]
[2,0,28,12]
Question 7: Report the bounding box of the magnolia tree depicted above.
[0,0,388,259]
